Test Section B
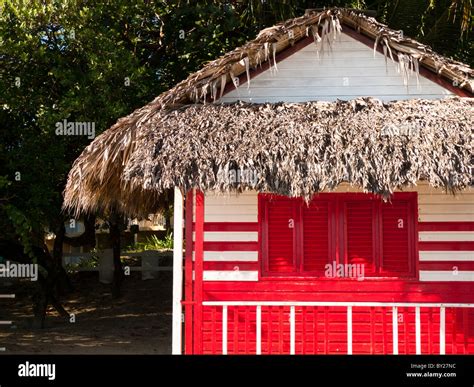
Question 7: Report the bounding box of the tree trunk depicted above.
[32,282,48,329]
[164,212,172,235]
[0,240,70,328]
[52,220,73,294]
[109,216,124,298]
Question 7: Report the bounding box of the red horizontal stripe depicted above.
[418,222,474,232]
[418,242,474,251]
[193,222,259,232]
[194,242,259,251]
[203,262,258,271]
[419,261,474,271]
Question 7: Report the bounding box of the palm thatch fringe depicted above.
[63,97,473,217]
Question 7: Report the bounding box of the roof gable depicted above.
[150,8,473,109]
[221,31,454,103]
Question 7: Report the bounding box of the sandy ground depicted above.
[0,271,172,354]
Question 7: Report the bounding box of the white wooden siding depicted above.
[203,191,258,222]
[419,271,474,282]
[418,232,474,242]
[220,32,453,103]
[420,251,474,261]
[199,185,473,282]
[202,251,258,262]
[203,271,258,282]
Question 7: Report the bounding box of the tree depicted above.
[0,0,471,325]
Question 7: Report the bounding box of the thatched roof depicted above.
[64,97,473,216]
[63,8,474,216]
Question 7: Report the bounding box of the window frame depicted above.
[259,192,418,280]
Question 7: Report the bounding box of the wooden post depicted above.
[415,306,421,355]
[172,187,184,354]
[440,307,446,355]
[193,190,205,354]
[392,306,398,355]
[184,190,194,354]
[347,306,353,355]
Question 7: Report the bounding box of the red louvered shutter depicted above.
[265,197,297,274]
[380,200,411,276]
[302,199,330,273]
[345,201,376,275]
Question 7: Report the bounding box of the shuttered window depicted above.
[264,196,297,274]
[345,201,377,275]
[380,200,413,276]
[302,200,331,273]
[260,193,416,278]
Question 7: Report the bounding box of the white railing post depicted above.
[172,187,184,355]
[440,307,446,355]
[347,306,353,355]
[256,305,262,355]
[392,306,398,355]
[222,305,228,355]
[198,301,474,356]
[290,306,296,355]
[415,306,421,355]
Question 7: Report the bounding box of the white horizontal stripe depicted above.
[203,301,474,307]
[419,251,474,261]
[203,251,258,262]
[419,232,474,242]
[204,214,258,222]
[418,214,474,222]
[203,270,258,282]
[205,204,256,215]
[192,231,258,242]
[418,195,474,204]
[419,204,474,215]
[419,271,474,282]
[205,192,257,204]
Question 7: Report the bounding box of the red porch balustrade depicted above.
[198,301,474,355]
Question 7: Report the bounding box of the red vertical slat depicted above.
[404,308,409,354]
[324,307,329,354]
[428,308,439,355]
[193,190,204,354]
[381,200,411,276]
[279,307,284,353]
[463,309,468,354]
[428,308,433,355]
[265,197,297,274]
[345,200,376,275]
[452,308,457,354]
[312,307,317,354]
[234,307,239,354]
[184,190,194,354]
[302,307,307,355]
[245,307,249,354]
[370,307,375,354]
[211,306,216,354]
[268,307,272,355]
[302,200,330,273]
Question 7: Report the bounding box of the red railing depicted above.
[201,301,474,355]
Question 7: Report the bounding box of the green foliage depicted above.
[125,234,173,252]
[64,249,100,272]
[0,0,471,260]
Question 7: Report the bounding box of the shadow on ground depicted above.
[0,271,172,354]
